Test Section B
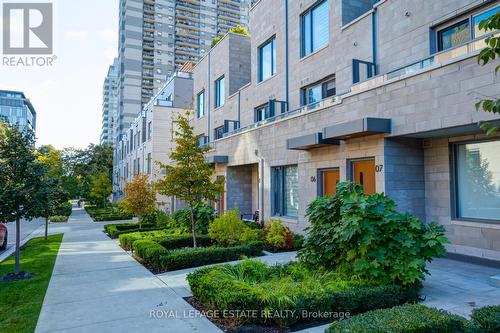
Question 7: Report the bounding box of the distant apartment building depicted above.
[0,90,36,133]
[115,0,250,146]
[190,0,500,260]
[100,58,120,146]
[113,69,194,210]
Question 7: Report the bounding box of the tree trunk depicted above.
[189,206,197,248]
[15,217,20,274]
[45,217,48,240]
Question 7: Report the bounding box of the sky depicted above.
[0,0,119,149]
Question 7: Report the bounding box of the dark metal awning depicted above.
[287,132,340,150]
[206,155,229,164]
[323,117,391,140]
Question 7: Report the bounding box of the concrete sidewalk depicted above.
[35,208,219,333]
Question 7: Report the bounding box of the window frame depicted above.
[271,165,299,218]
[197,90,205,118]
[434,4,499,53]
[258,36,276,82]
[300,75,336,106]
[449,138,500,224]
[214,75,225,108]
[214,125,224,140]
[300,0,329,58]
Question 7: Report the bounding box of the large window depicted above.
[454,140,500,221]
[473,6,500,38]
[258,37,276,81]
[436,5,499,52]
[272,165,299,218]
[437,20,470,52]
[147,153,152,174]
[301,0,329,57]
[147,121,152,140]
[197,90,205,118]
[214,76,225,108]
[254,104,271,122]
[301,76,336,105]
[214,126,224,140]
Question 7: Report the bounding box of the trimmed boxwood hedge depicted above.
[188,260,420,327]
[158,235,213,250]
[104,222,160,239]
[471,305,500,333]
[119,230,184,251]
[326,304,468,333]
[85,206,133,222]
[158,241,264,272]
[133,240,168,271]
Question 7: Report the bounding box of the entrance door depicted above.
[321,169,340,196]
[352,159,376,194]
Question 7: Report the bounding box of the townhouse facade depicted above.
[113,70,194,213]
[191,0,500,260]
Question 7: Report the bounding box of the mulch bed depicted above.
[1,271,35,282]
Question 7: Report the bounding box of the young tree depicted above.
[0,124,44,275]
[33,177,69,240]
[88,171,112,208]
[122,174,156,228]
[156,112,224,247]
[476,12,500,135]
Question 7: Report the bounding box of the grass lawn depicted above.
[0,234,63,333]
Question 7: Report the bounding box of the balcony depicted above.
[176,10,200,22]
[144,4,155,13]
[142,60,154,67]
[176,19,200,30]
[144,22,155,31]
[143,51,154,59]
[218,12,240,23]
[143,31,154,40]
[175,54,199,62]
[218,0,240,7]
[176,1,200,13]
[144,0,155,5]
[175,36,200,46]
[351,34,491,93]
[143,13,155,22]
[218,19,238,30]
[175,47,199,57]
[143,41,154,50]
[218,3,240,15]
[176,28,200,38]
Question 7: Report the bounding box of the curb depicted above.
[0,224,45,263]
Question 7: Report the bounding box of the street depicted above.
[1,218,45,254]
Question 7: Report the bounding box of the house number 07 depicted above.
[375,165,383,173]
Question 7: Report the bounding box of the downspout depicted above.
[284,0,289,110]
[207,53,211,141]
[371,7,378,75]
[259,156,265,226]
[237,89,241,126]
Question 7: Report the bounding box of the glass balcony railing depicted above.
[218,11,240,21]
[352,34,492,92]
[218,3,240,14]
[218,18,238,28]
[176,10,200,20]
[144,23,155,30]
[177,19,200,28]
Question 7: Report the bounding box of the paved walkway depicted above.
[35,207,500,333]
[0,218,45,261]
[35,208,219,333]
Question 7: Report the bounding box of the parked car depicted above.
[0,223,7,250]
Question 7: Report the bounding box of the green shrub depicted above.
[170,203,215,234]
[326,304,468,333]
[209,209,258,246]
[264,219,294,251]
[104,222,160,238]
[119,229,184,251]
[55,201,72,217]
[133,240,168,271]
[159,241,263,272]
[298,181,448,285]
[49,215,68,223]
[293,234,305,250]
[188,260,420,327]
[471,305,500,333]
[85,206,133,222]
[158,234,213,250]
